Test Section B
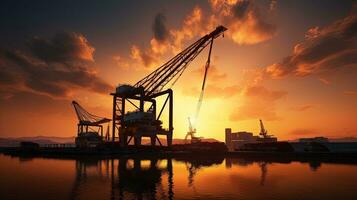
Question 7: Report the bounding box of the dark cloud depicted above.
[0,32,113,99]
[152,13,169,42]
[232,0,250,19]
[265,9,357,78]
[130,0,277,69]
[27,32,95,63]
[210,0,276,45]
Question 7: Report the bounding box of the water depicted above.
[0,154,356,200]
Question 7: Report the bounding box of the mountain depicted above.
[288,137,357,143]
[329,137,357,142]
[0,136,75,147]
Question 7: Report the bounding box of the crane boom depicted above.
[134,26,227,97]
[72,101,111,125]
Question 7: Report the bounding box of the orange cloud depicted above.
[290,104,314,112]
[264,8,357,78]
[183,84,240,99]
[130,45,160,68]
[192,65,227,81]
[344,90,357,96]
[244,85,287,101]
[170,6,204,53]
[112,55,129,68]
[289,128,320,136]
[209,0,276,45]
[122,0,277,69]
[318,77,330,85]
[230,85,287,121]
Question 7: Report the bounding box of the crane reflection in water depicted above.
[70,158,174,200]
[68,156,327,199]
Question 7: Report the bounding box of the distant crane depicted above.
[72,101,111,147]
[111,26,227,147]
[258,119,277,142]
[185,117,202,143]
[259,119,268,138]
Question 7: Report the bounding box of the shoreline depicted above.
[1,147,357,165]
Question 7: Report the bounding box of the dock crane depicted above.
[185,117,202,143]
[111,25,227,147]
[259,119,268,138]
[72,101,111,147]
[258,119,277,142]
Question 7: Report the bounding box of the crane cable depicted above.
[192,38,214,129]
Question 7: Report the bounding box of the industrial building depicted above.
[225,129,257,150]
[225,119,277,151]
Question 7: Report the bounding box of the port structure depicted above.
[72,101,111,147]
[111,26,227,147]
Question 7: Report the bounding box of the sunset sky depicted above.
[0,0,356,141]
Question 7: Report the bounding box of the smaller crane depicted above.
[185,117,202,143]
[258,119,277,143]
[72,101,111,147]
[259,119,268,138]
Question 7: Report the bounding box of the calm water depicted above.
[0,154,357,200]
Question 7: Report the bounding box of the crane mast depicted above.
[111,26,227,147]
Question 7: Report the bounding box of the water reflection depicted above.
[68,156,332,199]
[3,154,357,200]
[116,158,173,200]
[70,158,174,200]
[175,156,224,187]
[225,157,327,186]
[68,156,225,200]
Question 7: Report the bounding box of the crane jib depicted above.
[134,25,227,97]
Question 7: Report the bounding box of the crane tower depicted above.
[111,26,227,147]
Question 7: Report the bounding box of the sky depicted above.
[0,0,356,141]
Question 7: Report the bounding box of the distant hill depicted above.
[289,137,357,143]
[0,136,220,147]
[329,137,357,142]
[0,136,75,147]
